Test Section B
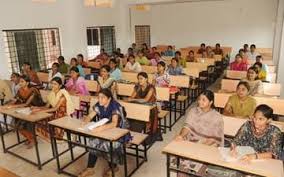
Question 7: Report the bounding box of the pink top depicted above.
[65,77,89,95]
[230,62,247,71]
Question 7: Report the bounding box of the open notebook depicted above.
[219,146,255,162]
[79,118,109,131]
[15,107,32,115]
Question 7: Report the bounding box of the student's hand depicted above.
[174,135,184,141]
[230,143,238,158]
[240,154,255,164]
[92,126,103,133]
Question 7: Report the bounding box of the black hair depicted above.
[70,66,79,73]
[51,77,65,89]
[11,72,20,77]
[52,62,59,68]
[77,54,84,59]
[250,44,256,48]
[137,72,148,79]
[244,44,249,48]
[157,61,166,68]
[128,54,135,60]
[171,58,178,62]
[256,55,262,60]
[23,62,32,69]
[237,81,250,91]
[101,48,105,52]
[100,65,111,72]
[254,104,273,119]
[175,51,181,56]
[154,52,161,57]
[248,66,259,74]
[19,75,31,83]
[239,49,245,53]
[216,43,221,47]
[99,88,113,100]
[71,58,78,63]
[253,62,262,68]
[58,56,65,61]
[109,59,118,66]
[189,50,194,54]
[235,54,241,58]
[201,43,206,47]
[200,90,215,108]
[152,47,157,50]
[168,45,173,49]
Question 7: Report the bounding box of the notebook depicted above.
[219,146,255,162]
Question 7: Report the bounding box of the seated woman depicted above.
[36,77,74,141]
[175,90,224,177]
[163,45,175,57]
[229,54,247,71]
[253,62,267,81]
[167,58,183,75]
[223,81,256,118]
[186,50,196,62]
[239,49,249,65]
[175,51,186,68]
[150,52,163,66]
[135,50,150,66]
[197,43,206,54]
[65,66,89,95]
[241,66,264,96]
[79,89,127,177]
[109,59,121,81]
[6,75,45,148]
[128,72,161,143]
[212,43,224,56]
[231,104,282,162]
[10,73,20,97]
[69,58,85,78]
[152,61,170,87]
[48,62,63,83]
[124,54,142,73]
[205,46,214,58]
[98,65,116,96]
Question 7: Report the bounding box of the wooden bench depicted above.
[214,92,284,116]
[225,70,276,83]
[220,79,281,96]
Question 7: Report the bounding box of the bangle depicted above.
[255,153,258,159]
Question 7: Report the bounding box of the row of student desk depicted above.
[162,141,284,177]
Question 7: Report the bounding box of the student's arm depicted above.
[92,114,119,133]
[175,127,190,141]
[37,96,65,113]
[223,101,234,116]
[83,110,97,123]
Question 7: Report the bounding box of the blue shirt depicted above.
[77,65,85,77]
[110,68,121,81]
[167,65,183,75]
[163,50,175,57]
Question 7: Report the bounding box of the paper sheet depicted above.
[219,146,255,162]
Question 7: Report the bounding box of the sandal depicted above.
[78,168,95,177]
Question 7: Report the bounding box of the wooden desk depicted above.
[162,141,284,177]
[183,68,200,78]
[37,72,49,84]
[0,107,53,170]
[214,92,284,116]
[223,116,284,137]
[220,79,281,96]
[248,60,274,66]
[141,65,157,74]
[186,62,208,71]
[226,70,276,83]
[169,75,190,88]
[0,167,19,177]
[48,117,129,177]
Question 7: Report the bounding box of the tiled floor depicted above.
[0,81,221,177]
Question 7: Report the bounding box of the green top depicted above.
[226,94,256,118]
[135,56,149,65]
[178,57,187,68]
[58,63,70,74]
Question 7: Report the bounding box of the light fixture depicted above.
[95,0,112,8]
[32,0,56,3]
[133,5,151,11]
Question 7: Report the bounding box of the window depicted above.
[87,26,116,58]
[3,28,61,73]
[135,25,151,49]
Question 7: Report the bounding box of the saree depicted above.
[65,77,89,95]
[36,89,75,140]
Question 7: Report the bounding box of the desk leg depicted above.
[32,122,42,170]
[123,143,128,177]
[66,131,74,160]
[51,126,61,173]
[109,141,115,177]
[166,154,170,177]
[169,97,172,131]
[0,120,7,153]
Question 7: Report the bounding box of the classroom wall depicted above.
[0,0,131,79]
[130,0,278,55]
